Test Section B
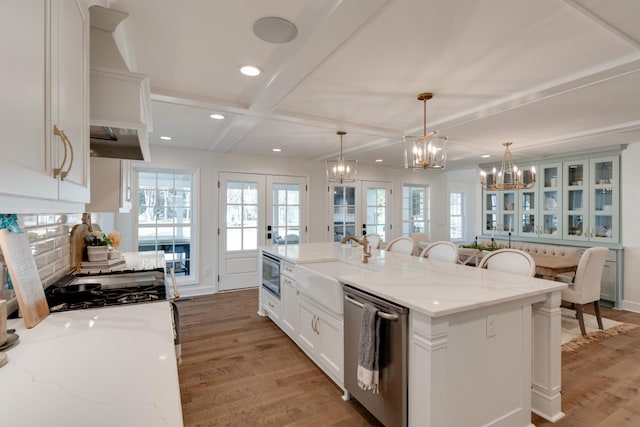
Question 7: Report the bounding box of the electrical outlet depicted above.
[486,314,496,338]
[204,267,211,276]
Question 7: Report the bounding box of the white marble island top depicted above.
[263,243,567,317]
[1,302,183,427]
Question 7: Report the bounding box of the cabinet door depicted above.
[564,160,589,241]
[519,188,537,236]
[281,275,298,337]
[0,0,58,200]
[500,190,517,234]
[317,311,344,382]
[297,299,319,353]
[589,156,618,243]
[483,191,498,235]
[539,163,562,238]
[53,0,89,203]
[600,260,616,303]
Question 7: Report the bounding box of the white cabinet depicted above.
[262,288,281,324]
[0,0,89,211]
[538,162,563,238]
[297,296,344,386]
[86,158,132,212]
[280,261,298,338]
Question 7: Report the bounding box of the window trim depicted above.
[449,191,466,242]
[133,167,199,285]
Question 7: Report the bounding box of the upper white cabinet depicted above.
[86,157,132,213]
[0,0,89,212]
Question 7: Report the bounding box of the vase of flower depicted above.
[87,245,108,261]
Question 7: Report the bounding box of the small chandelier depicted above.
[404,92,447,170]
[480,142,536,190]
[326,131,357,183]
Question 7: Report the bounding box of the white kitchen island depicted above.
[1,301,183,427]
[260,242,566,426]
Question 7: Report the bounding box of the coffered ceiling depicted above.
[107,0,640,169]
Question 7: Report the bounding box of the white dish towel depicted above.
[357,302,380,394]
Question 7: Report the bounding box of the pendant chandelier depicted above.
[404,92,447,170]
[480,142,536,190]
[326,131,357,183]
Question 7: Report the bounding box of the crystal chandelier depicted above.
[326,131,357,183]
[404,92,447,170]
[480,142,536,190]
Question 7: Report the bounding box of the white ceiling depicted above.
[106,0,640,169]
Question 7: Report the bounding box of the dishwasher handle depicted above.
[344,295,400,321]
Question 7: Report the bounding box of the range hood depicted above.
[89,6,152,161]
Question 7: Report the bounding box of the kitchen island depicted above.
[1,301,183,427]
[260,242,566,426]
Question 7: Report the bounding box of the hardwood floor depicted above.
[175,289,382,426]
[176,290,640,426]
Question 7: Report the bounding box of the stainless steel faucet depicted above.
[340,235,371,263]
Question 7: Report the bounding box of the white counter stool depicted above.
[385,236,415,255]
[556,247,609,336]
[366,233,382,250]
[419,241,459,263]
[478,248,536,277]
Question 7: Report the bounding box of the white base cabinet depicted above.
[297,296,344,387]
[280,273,299,338]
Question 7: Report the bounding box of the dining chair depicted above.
[365,233,382,250]
[478,248,536,277]
[409,232,430,255]
[385,236,415,256]
[419,241,459,263]
[556,247,609,336]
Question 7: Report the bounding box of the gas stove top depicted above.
[46,269,168,313]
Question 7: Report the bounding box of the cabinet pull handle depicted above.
[54,126,74,180]
[313,316,319,335]
[53,125,68,178]
[126,186,131,202]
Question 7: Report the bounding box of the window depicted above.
[136,170,195,280]
[450,192,465,241]
[402,184,429,235]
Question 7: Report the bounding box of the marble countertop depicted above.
[263,243,567,317]
[1,302,183,427]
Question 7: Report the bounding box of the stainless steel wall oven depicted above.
[261,252,281,298]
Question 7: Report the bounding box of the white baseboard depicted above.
[177,284,217,298]
[621,299,640,314]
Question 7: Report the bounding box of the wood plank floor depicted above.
[175,289,640,426]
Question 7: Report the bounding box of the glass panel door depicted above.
[590,156,618,242]
[520,189,536,235]
[501,191,516,234]
[330,184,357,242]
[268,178,305,245]
[363,181,391,242]
[564,160,588,240]
[540,162,561,237]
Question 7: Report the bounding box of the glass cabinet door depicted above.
[483,191,498,234]
[564,160,588,240]
[501,190,516,234]
[590,156,619,242]
[520,189,536,236]
[540,163,561,237]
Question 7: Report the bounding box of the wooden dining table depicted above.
[530,254,580,280]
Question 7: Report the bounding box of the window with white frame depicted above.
[402,184,430,235]
[136,170,195,280]
[450,191,465,241]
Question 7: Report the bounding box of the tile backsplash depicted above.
[0,213,83,303]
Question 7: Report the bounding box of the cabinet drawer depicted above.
[262,288,281,322]
[282,261,296,278]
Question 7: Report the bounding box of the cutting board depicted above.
[0,229,49,328]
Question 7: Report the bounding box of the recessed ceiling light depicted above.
[375,159,383,163]
[160,136,172,141]
[210,113,225,120]
[272,148,282,152]
[240,65,262,76]
[481,154,491,158]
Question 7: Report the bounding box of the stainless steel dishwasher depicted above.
[343,284,409,427]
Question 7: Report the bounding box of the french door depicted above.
[218,173,306,291]
[328,180,391,243]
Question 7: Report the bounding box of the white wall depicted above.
[621,143,640,312]
[117,145,449,295]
